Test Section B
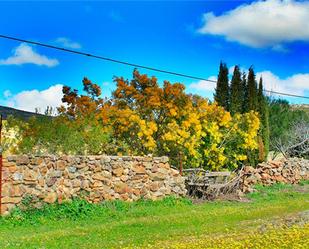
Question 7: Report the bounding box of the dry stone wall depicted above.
[241,158,309,193]
[1,155,186,215]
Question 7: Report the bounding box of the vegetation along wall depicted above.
[0,155,186,215]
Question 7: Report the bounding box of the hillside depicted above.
[0,105,43,120]
[291,104,309,114]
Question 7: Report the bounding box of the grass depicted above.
[0,182,308,248]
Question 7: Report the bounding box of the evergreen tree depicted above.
[257,77,270,160]
[241,72,248,113]
[214,62,229,111]
[247,67,258,111]
[229,65,243,114]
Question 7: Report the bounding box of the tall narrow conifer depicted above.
[241,72,248,113]
[257,77,270,160]
[247,67,258,111]
[214,62,230,111]
[230,65,242,114]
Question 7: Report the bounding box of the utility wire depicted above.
[0,34,309,100]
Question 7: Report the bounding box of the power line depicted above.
[0,34,309,100]
[263,90,309,99]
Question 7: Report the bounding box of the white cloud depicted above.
[198,0,309,49]
[256,71,309,96]
[189,76,217,92]
[0,43,59,67]
[55,37,81,49]
[188,70,309,98]
[5,84,64,113]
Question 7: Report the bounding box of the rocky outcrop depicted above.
[0,155,186,215]
[241,158,309,193]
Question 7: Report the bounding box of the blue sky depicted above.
[0,0,309,112]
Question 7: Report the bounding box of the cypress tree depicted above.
[247,67,258,111]
[257,77,270,160]
[241,72,248,113]
[230,65,242,114]
[214,62,230,111]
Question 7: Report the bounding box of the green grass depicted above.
[0,183,308,248]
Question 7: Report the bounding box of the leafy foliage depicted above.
[268,99,309,152]
[215,63,269,163]
[6,114,112,155]
[110,70,260,169]
[6,70,261,170]
[0,196,192,226]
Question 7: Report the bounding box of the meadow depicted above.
[0,182,308,248]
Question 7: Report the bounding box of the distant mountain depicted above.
[0,105,44,119]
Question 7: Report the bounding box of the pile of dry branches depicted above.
[273,119,309,159]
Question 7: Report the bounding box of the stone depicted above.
[72,179,81,188]
[16,155,29,165]
[122,156,132,161]
[120,193,129,201]
[6,155,17,162]
[120,175,129,182]
[3,161,16,168]
[31,157,44,165]
[2,196,22,204]
[68,166,77,173]
[93,173,109,181]
[132,165,146,174]
[2,183,13,196]
[132,188,141,196]
[244,166,255,173]
[161,156,169,163]
[143,162,153,169]
[92,181,103,188]
[46,177,57,187]
[1,154,190,215]
[159,163,170,169]
[158,168,169,175]
[101,156,111,163]
[150,182,160,192]
[81,180,90,189]
[170,169,180,176]
[151,166,159,173]
[38,177,45,187]
[150,172,166,181]
[50,170,62,178]
[12,172,23,181]
[76,163,87,169]
[114,182,130,194]
[113,167,124,177]
[44,192,57,204]
[12,185,22,197]
[56,160,66,170]
[23,169,38,181]
[40,165,48,175]
[261,173,270,180]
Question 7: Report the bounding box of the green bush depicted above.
[5,114,114,155]
[0,197,192,226]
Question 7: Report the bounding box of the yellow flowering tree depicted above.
[10,70,260,170]
[111,70,260,170]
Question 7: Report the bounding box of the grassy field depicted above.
[0,182,308,249]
